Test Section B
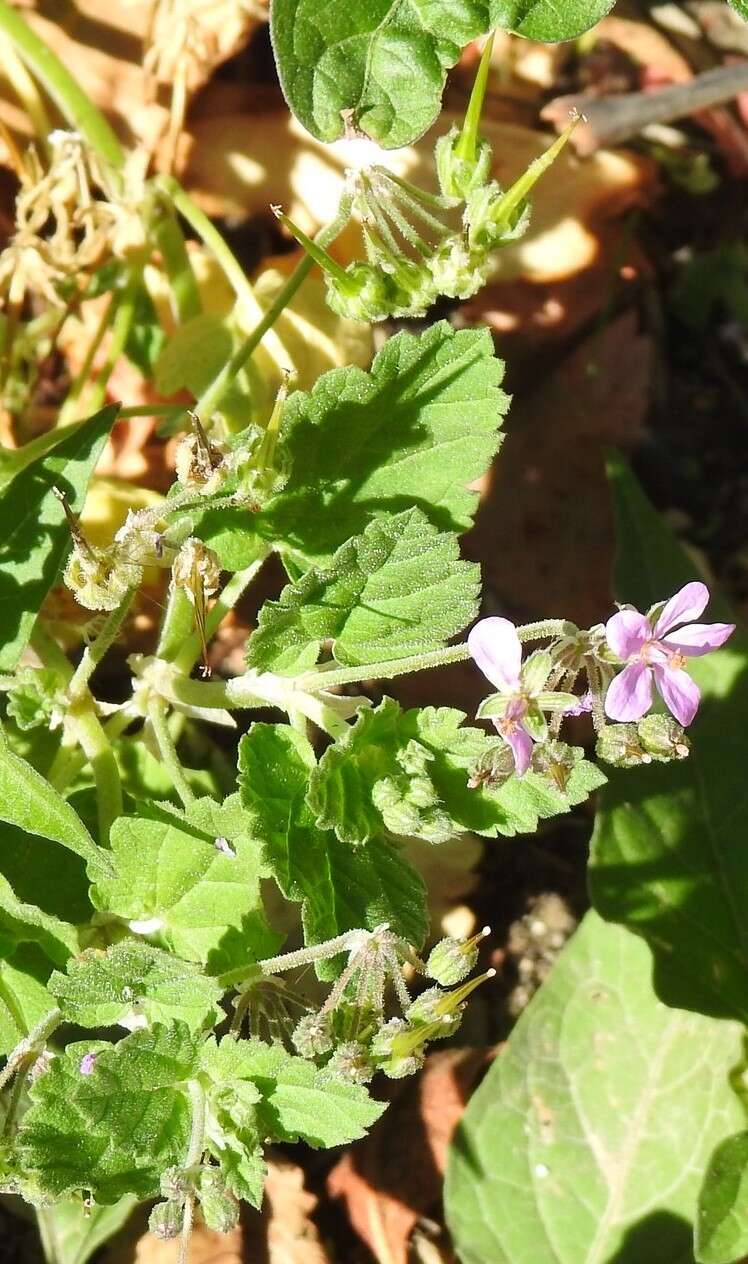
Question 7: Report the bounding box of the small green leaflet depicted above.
[238,723,427,972]
[0,404,119,671]
[247,508,480,673]
[589,459,748,1024]
[0,729,114,878]
[696,1131,748,1264]
[203,1035,385,1148]
[202,323,507,567]
[48,941,221,1031]
[445,912,746,1264]
[271,0,615,148]
[309,698,605,845]
[91,797,275,965]
[19,1024,198,1203]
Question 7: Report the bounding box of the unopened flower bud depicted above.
[426,927,489,986]
[435,126,493,200]
[325,1041,374,1085]
[596,723,651,768]
[406,987,461,1038]
[149,1199,183,1240]
[198,1168,240,1234]
[292,1011,333,1058]
[637,714,690,762]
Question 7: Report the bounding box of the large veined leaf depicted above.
[0,729,114,878]
[588,459,748,1024]
[247,508,480,673]
[0,404,119,671]
[445,912,745,1264]
[696,1131,748,1264]
[271,0,616,147]
[201,323,507,568]
[0,943,56,1056]
[34,1198,138,1264]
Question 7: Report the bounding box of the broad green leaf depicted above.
[589,459,748,1023]
[247,508,479,674]
[0,404,119,670]
[0,820,91,935]
[696,1131,748,1264]
[0,870,78,964]
[91,797,274,965]
[271,0,615,148]
[238,723,427,968]
[35,1197,138,1264]
[445,912,745,1264]
[309,698,605,845]
[202,323,507,567]
[203,1035,385,1148]
[19,1024,198,1203]
[0,943,55,1055]
[0,729,114,878]
[48,941,221,1031]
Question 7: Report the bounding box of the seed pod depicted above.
[426,927,488,987]
[292,1011,333,1058]
[172,538,221,674]
[596,723,651,768]
[175,412,227,491]
[435,126,493,200]
[637,714,690,762]
[325,1041,375,1085]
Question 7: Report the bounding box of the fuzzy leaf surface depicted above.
[0,730,113,878]
[19,1024,198,1203]
[0,944,55,1055]
[696,1131,748,1264]
[229,323,507,567]
[0,404,119,671]
[91,797,275,965]
[248,508,479,674]
[445,912,745,1264]
[48,941,220,1031]
[238,723,427,968]
[309,698,605,845]
[589,460,748,1023]
[271,0,615,147]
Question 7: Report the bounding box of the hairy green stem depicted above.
[68,588,137,702]
[178,1081,206,1264]
[72,707,123,841]
[297,643,472,692]
[147,697,195,806]
[0,0,123,168]
[151,206,202,323]
[0,1008,61,1094]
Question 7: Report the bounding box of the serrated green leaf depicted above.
[248,508,479,674]
[203,323,507,567]
[19,1024,198,1203]
[0,944,55,1056]
[589,459,748,1024]
[696,1131,748,1264]
[48,941,221,1031]
[309,698,605,846]
[91,797,275,965]
[238,723,427,969]
[0,729,114,878]
[34,1197,138,1264]
[0,404,119,670]
[445,912,745,1264]
[271,0,615,148]
[204,1035,384,1149]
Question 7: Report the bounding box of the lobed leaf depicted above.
[309,698,605,845]
[589,459,748,1024]
[0,404,119,671]
[445,912,745,1264]
[271,0,615,148]
[248,508,479,674]
[48,941,221,1031]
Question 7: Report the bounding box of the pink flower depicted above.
[79,1052,97,1076]
[604,582,734,727]
[467,618,537,776]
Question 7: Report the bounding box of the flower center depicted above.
[667,651,686,671]
[498,695,528,736]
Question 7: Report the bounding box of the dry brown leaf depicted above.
[327,1049,490,1264]
[465,310,653,630]
[1,1,261,159]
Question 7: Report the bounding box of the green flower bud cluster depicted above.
[7,667,66,731]
[596,715,690,768]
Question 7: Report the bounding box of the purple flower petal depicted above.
[652,663,701,726]
[660,622,735,657]
[653,581,709,637]
[605,609,651,661]
[563,691,593,717]
[502,721,534,776]
[79,1053,97,1076]
[468,617,522,692]
[604,661,654,721]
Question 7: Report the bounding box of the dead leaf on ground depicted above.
[327,1049,490,1264]
[466,310,653,631]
